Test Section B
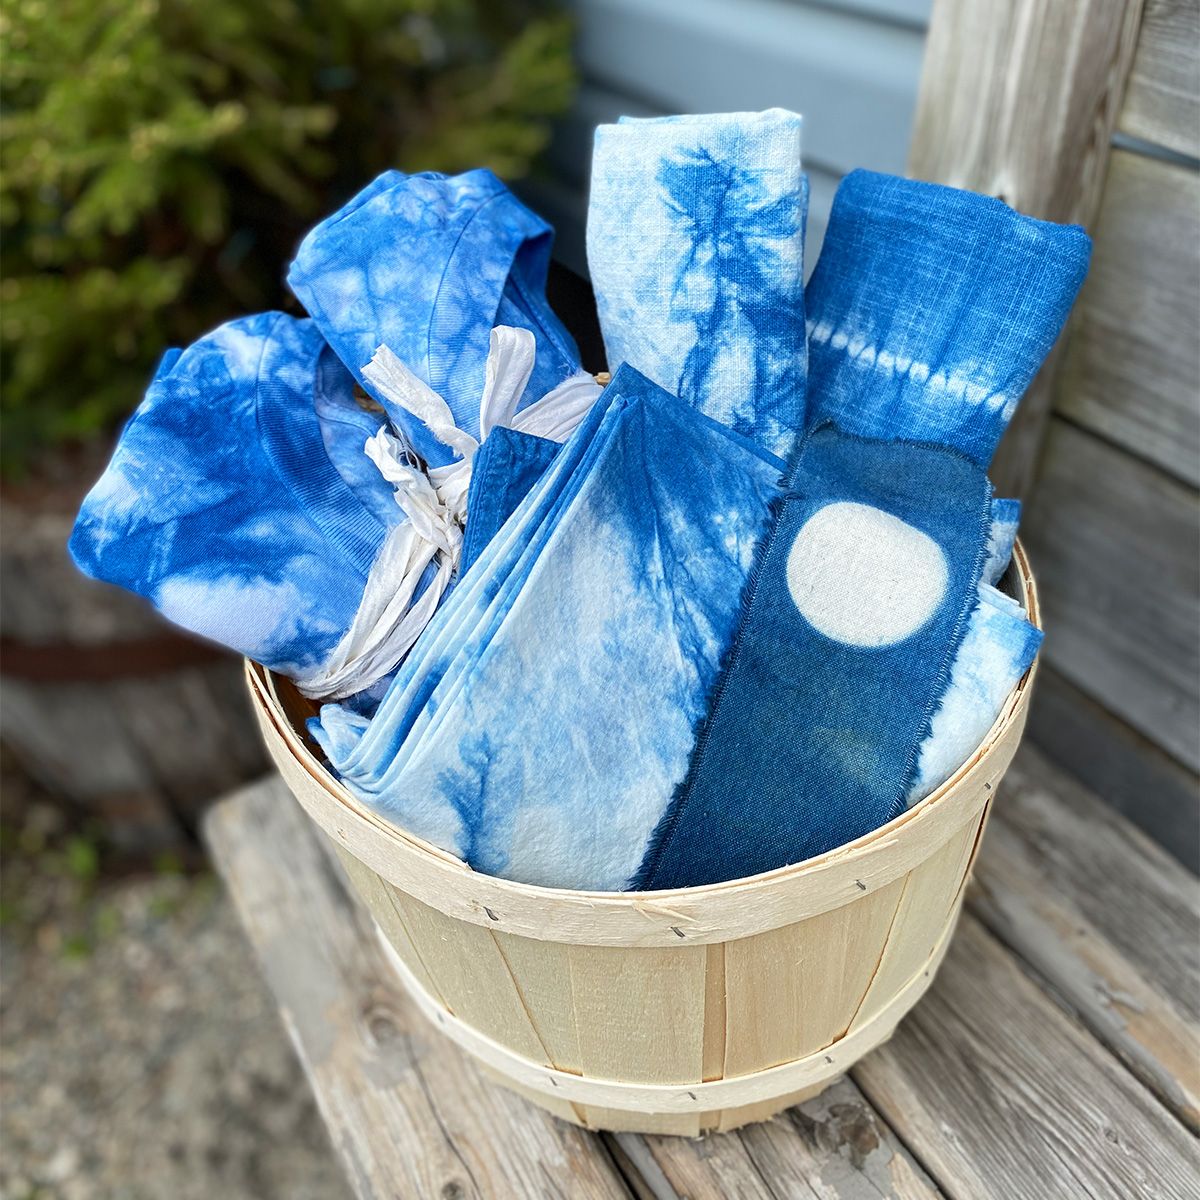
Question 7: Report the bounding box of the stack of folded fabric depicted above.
[72,110,1090,891]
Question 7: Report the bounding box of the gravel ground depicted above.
[1,777,352,1200]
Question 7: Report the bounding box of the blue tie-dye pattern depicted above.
[805,171,1091,467]
[634,172,1090,888]
[315,173,1085,890]
[636,425,993,890]
[312,346,398,529]
[289,169,580,468]
[903,498,1036,802]
[70,313,394,677]
[588,111,808,457]
[908,582,1042,801]
[311,366,786,889]
[461,427,561,574]
[71,147,1085,891]
[984,498,1021,585]
[312,380,629,789]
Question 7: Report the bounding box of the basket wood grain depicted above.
[246,543,1040,1135]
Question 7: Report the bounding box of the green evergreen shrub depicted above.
[1,0,574,472]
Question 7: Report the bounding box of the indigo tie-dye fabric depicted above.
[637,427,992,889]
[289,169,581,468]
[312,171,1082,891]
[460,426,560,574]
[636,172,1089,888]
[588,111,808,458]
[311,366,786,890]
[70,313,397,677]
[805,172,1092,466]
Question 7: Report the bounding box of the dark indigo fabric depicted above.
[633,170,1091,889]
[635,424,991,889]
[461,426,561,573]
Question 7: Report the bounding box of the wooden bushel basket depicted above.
[245,543,1040,1136]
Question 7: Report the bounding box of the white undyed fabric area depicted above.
[785,501,948,648]
[293,327,602,700]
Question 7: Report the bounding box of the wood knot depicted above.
[362,1003,401,1047]
[441,1182,467,1200]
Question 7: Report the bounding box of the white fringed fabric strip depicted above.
[293,328,603,701]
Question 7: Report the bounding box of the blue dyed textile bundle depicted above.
[72,170,601,702]
[72,111,1090,892]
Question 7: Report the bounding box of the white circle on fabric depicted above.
[785,501,948,647]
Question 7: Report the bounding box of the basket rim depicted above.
[248,541,1038,945]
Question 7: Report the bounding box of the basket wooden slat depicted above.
[247,543,1040,1134]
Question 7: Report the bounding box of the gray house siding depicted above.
[526,0,931,276]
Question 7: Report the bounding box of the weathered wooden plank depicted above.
[208,778,970,1197]
[854,916,1200,1200]
[203,779,632,1200]
[1028,665,1200,871]
[1023,418,1200,771]
[1057,149,1200,486]
[617,1077,943,1200]
[969,746,1200,1131]
[986,747,1199,1025]
[908,0,1146,499]
[1118,0,1200,158]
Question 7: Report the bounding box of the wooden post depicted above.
[907,0,1147,499]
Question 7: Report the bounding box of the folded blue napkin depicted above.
[588,110,808,457]
[460,427,560,574]
[312,366,785,889]
[638,171,1089,888]
[908,579,1042,802]
[70,313,397,681]
[290,170,583,468]
[984,498,1021,585]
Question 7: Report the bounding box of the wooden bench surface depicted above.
[204,746,1200,1199]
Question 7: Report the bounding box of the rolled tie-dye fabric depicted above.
[588,110,808,458]
[984,498,1021,585]
[636,172,1089,888]
[70,313,397,679]
[311,365,786,889]
[805,170,1092,466]
[289,169,581,469]
[907,581,1042,803]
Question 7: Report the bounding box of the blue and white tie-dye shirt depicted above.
[70,313,394,677]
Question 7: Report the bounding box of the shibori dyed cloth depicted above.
[311,365,785,889]
[73,166,604,703]
[70,315,598,703]
[312,413,1030,891]
[70,314,400,684]
[315,169,1085,892]
[289,169,591,469]
[588,110,808,458]
[635,171,1088,889]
